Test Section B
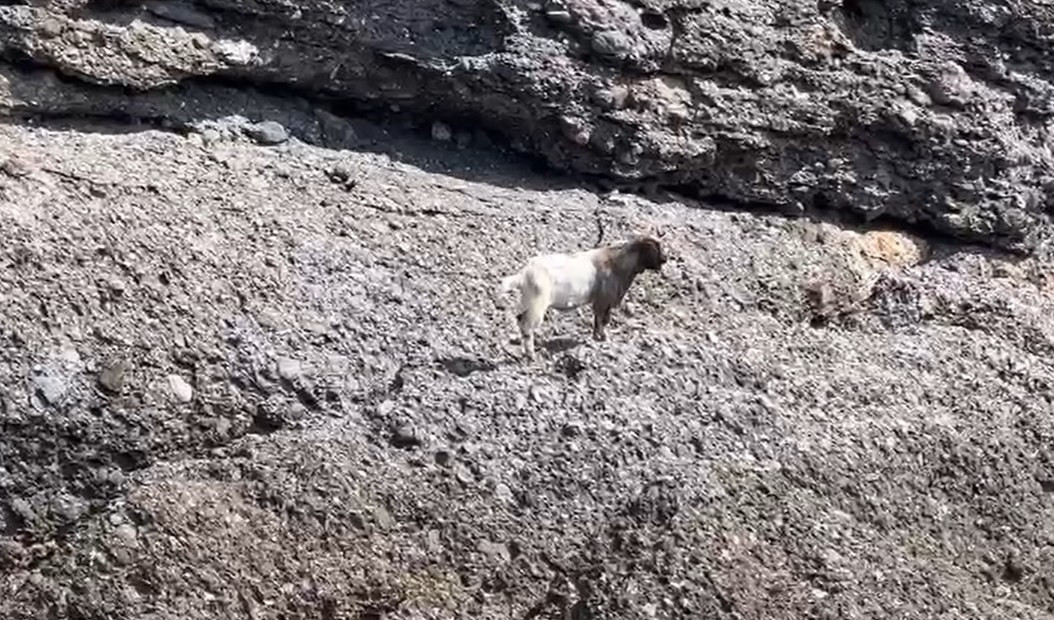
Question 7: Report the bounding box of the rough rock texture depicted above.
[1,0,1054,251]
[1,118,1054,618]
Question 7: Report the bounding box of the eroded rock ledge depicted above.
[2,0,1054,251]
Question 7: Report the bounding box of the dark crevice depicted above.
[0,57,1028,259]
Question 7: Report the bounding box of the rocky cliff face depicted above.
[1,0,1054,251]
[3,2,1054,619]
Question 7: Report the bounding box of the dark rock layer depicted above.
[1,0,1054,250]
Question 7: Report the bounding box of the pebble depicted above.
[276,357,303,382]
[1,157,32,178]
[200,128,221,144]
[167,374,194,403]
[50,494,87,522]
[477,539,510,562]
[326,163,353,183]
[34,376,67,406]
[372,505,396,529]
[114,523,139,544]
[9,497,35,523]
[377,399,397,417]
[561,422,582,438]
[244,121,289,145]
[214,39,257,65]
[431,121,453,142]
[98,359,130,394]
[390,423,422,448]
[591,30,634,57]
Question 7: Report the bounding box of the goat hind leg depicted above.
[517,298,548,360]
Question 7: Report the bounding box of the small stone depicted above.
[9,498,35,523]
[1,157,32,178]
[34,376,67,406]
[244,121,289,145]
[326,163,353,183]
[98,359,130,394]
[593,85,630,110]
[276,357,302,382]
[167,374,194,403]
[39,17,64,38]
[114,523,138,544]
[214,39,257,65]
[200,128,221,144]
[591,30,633,57]
[493,483,513,502]
[560,422,581,438]
[390,423,422,448]
[50,494,87,522]
[431,121,453,142]
[372,505,396,529]
[905,83,931,106]
[477,540,510,562]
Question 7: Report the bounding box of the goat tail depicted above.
[499,270,524,295]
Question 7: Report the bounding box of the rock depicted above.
[33,376,67,406]
[434,449,452,467]
[1,157,32,178]
[50,494,87,522]
[8,498,35,524]
[200,128,222,144]
[326,163,353,183]
[560,422,581,438]
[276,358,302,382]
[430,121,452,142]
[113,523,138,545]
[376,399,397,417]
[591,30,634,57]
[214,39,257,65]
[244,121,289,145]
[166,374,193,403]
[390,423,422,449]
[372,505,395,529]
[97,358,130,394]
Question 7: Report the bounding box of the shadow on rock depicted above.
[436,356,500,377]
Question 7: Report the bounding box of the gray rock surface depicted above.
[0,1,1053,250]
[0,117,1053,618]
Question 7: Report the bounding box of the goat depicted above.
[499,236,668,360]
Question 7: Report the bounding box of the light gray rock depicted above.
[244,121,289,145]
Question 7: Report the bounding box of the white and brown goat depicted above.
[499,236,668,359]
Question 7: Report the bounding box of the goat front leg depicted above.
[592,304,612,342]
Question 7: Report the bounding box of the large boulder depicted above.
[1,1,1054,250]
